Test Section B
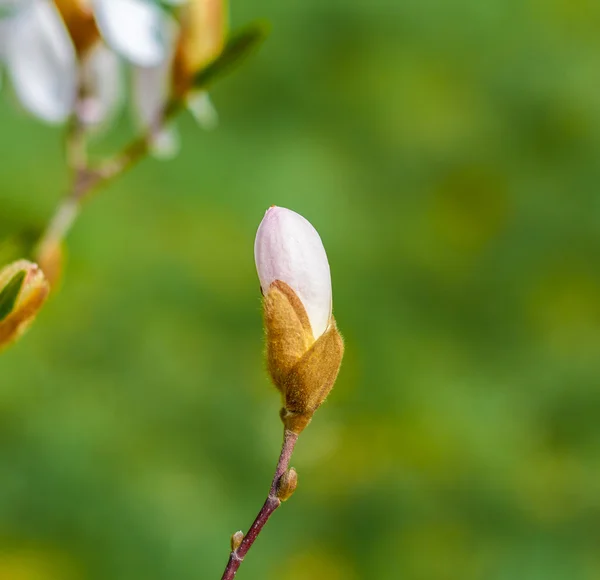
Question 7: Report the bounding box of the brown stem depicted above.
[88,97,183,196]
[221,429,298,580]
[66,114,88,174]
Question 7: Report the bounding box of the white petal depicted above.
[132,61,170,131]
[0,19,8,61]
[149,124,180,159]
[77,42,123,130]
[92,0,171,67]
[5,0,77,123]
[131,61,179,158]
[130,10,179,160]
[187,90,218,130]
[129,6,178,126]
[254,206,333,339]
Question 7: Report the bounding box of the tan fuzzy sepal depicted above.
[262,280,344,434]
[281,320,344,433]
[263,280,314,392]
[0,261,49,350]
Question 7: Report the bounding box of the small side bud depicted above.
[276,468,298,502]
[230,530,244,551]
[0,260,49,350]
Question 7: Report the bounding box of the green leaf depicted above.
[0,270,25,322]
[193,21,270,88]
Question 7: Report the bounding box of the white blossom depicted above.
[91,0,171,67]
[77,41,122,129]
[2,0,77,123]
[255,206,333,339]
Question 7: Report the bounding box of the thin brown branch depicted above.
[221,429,299,580]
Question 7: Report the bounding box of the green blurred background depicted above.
[2,0,600,578]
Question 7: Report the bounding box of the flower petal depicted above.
[187,90,218,130]
[131,60,170,131]
[0,260,49,350]
[130,11,179,159]
[5,0,77,123]
[0,0,24,17]
[92,0,171,67]
[131,58,179,158]
[0,20,8,78]
[255,206,333,339]
[148,124,180,159]
[77,41,123,130]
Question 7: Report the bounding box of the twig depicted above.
[221,429,299,580]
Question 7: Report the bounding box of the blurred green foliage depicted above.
[2,0,600,579]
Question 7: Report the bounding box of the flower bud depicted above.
[172,0,227,96]
[0,260,49,350]
[276,467,298,502]
[255,207,344,434]
[230,530,244,551]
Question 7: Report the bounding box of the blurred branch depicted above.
[35,99,183,259]
[66,115,88,174]
[33,21,268,272]
[92,99,182,188]
[221,429,298,580]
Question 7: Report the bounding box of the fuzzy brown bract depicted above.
[0,261,50,350]
[263,280,344,434]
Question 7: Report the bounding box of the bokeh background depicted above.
[2,0,600,578]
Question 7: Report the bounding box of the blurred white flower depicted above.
[0,0,226,144]
[77,40,123,129]
[132,57,218,158]
[187,90,219,129]
[1,0,77,123]
[130,0,226,157]
[132,52,181,158]
[255,206,333,339]
[0,0,175,124]
[91,0,171,67]
[0,20,8,90]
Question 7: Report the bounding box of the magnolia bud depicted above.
[230,530,244,551]
[276,467,298,502]
[173,0,227,96]
[0,260,49,350]
[255,206,344,434]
